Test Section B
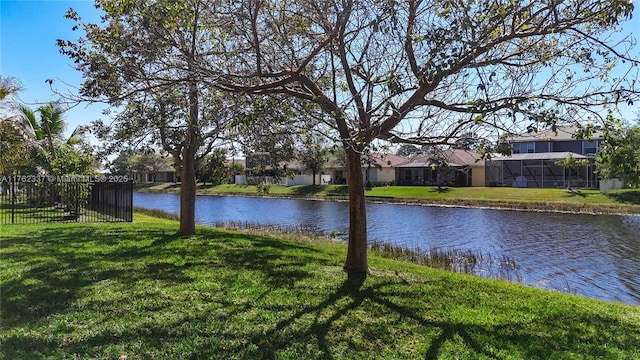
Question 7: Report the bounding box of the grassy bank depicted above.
[136,182,640,215]
[2,214,639,359]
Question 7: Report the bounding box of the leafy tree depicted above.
[11,103,95,212]
[396,144,421,157]
[58,0,237,234]
[109,149,137,175]
[111,149,173,182]
[215,0,639,274]
[300,135,328,186]
[452,132,481,151]
[235,96,308,183]
[49,142,96,176]
[196,148,228,186]
[227,161,244,184]
[0,77,30,175]
[592,116,640,187]
[0,120,28,175]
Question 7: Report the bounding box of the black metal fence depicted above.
[0,175,133,224]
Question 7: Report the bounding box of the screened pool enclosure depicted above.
[485,152,598,189]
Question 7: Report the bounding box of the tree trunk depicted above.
[179,75,199,235]
[312,170,317,186]
[343,146,369,274]
[179,146,197,235]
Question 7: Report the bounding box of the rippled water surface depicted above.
[134,192,640,305]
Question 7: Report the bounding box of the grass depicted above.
[2,213,640,359]
[136,182,640,215]
[0,202,130,224]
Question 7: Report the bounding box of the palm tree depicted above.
[18,105,43,142]
[19,102,67,160]
[0,76,22,101]
[36,103,66,159]
[555,153,590,191]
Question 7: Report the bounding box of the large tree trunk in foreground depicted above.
[179,76,199,235]
[343,146,369,274]
[179,147,197,235]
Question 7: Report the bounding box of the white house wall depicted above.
[367,168,396,184]
[285,174,332,186]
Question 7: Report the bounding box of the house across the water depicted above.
[485,125,602,189]
[395,149,485,187]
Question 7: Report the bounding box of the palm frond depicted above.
[18,105,42,140]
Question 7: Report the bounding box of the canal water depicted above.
[134,192,640,305]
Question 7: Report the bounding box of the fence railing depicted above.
[0,175,133,224]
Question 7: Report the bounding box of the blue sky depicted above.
[1,0,104,139]
[1,1,639,141]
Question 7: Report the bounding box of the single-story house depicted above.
[240,155,331,186]
[242,152,407,186]
[363,153,408,185]
[130,166,176,183]
[395,149,485,187]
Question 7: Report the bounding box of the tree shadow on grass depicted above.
[326,186,349,197]
[0,228,189,329]
[1,223,336,358]
[212,232,331,288]
[606,190,640,205]
[197,183,216,190]
[3,224,639,359]
[0,224,324,329]
[566,189,587,198]
[429,187,452,193]
[290,185,328,196]
[212,273,640,359]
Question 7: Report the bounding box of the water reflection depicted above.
[134,192,640,305]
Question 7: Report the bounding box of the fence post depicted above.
[11,177,15,224]
[128,180,133,221]
[115,183,119,219]
[74,182,78,222]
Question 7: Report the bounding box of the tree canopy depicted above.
[57,0,640,274]
[211,0,640,273]
[592,115,640,187]
[58,0,237,234]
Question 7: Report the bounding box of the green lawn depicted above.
[2,214,639,359]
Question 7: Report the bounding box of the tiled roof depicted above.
[368,153,409,168]
[397,149,484,168]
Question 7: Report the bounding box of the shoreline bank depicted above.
[135,183,640,216]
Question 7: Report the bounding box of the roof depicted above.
[397,149,484,168]
[505,125,604,143]
[490,151,588,161]
[446,149,485,166]
[224,158,245,168]
[367,153,409,168]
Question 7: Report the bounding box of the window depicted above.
[513,142,535,154]
[584,140,598,155]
